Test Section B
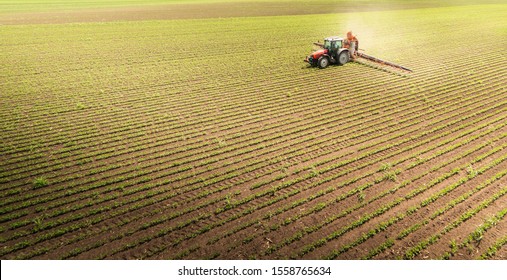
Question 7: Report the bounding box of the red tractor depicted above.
[304,36,358,69]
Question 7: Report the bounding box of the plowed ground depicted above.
[0,2,506,259]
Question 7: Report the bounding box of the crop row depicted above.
[2,87,504,258]
[440,207,507,260]
[3,49,498,180]
[20,100,507,258]
[326,152,507,259]
[2,72,504,228]
[403,185,507,259]
[148,118,506,259]
[258,135,507,260]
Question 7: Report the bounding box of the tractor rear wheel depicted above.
[337,51,349,65]
[318,56,329,69]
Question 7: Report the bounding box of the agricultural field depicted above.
[0,0,506,260]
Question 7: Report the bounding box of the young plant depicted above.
[379,162,391,171]
[33,177,49,189]
[466,164,478,178]
[357,190,365,202]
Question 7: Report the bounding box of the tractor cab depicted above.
[323,37,343,53]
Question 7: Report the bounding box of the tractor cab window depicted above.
[332,40,342,49]
[323,40,331,49]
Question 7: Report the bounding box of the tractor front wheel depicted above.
[318,56,329,69]
[337,51,349,65]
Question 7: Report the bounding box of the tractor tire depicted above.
[318,56,329,69]
[337,51,349,65]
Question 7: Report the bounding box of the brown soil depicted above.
[1,3,506,260]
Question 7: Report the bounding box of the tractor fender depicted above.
[317,53,331,62]
[337,48,349,56]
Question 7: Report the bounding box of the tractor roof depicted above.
[324,36,343,41]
